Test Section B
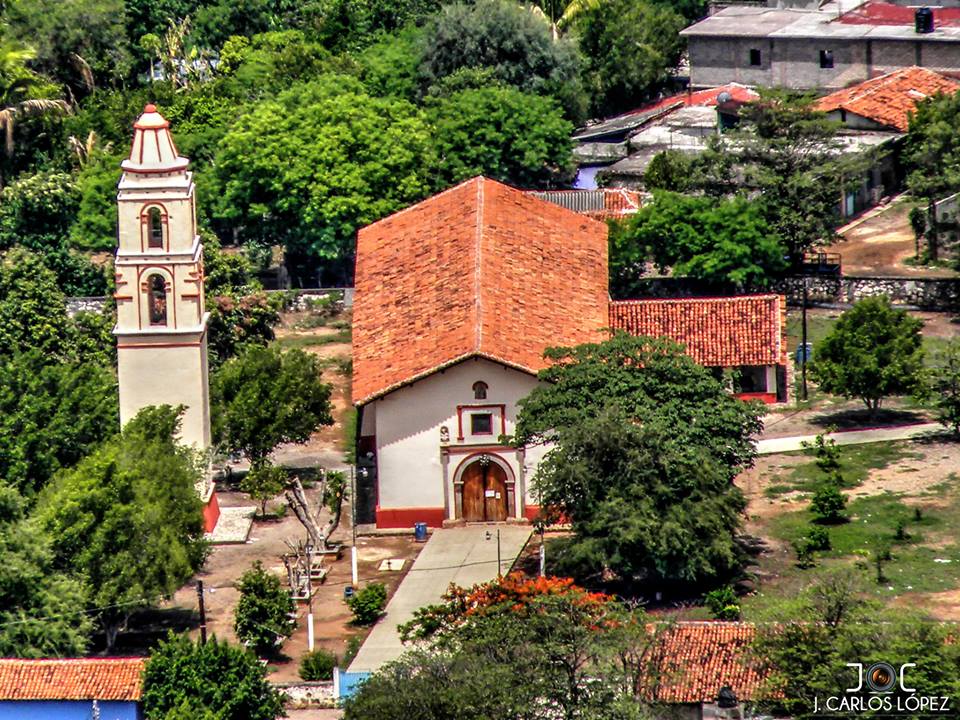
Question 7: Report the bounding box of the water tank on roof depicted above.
[916,7,935,34]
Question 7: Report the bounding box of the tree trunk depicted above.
[285,474,344,551]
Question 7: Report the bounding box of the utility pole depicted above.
[196,580,207,644]
[539,528,546,578]
[497,529,501,577]
[351,466,359,588]
[306,550,315,652]
[801,276,809,402]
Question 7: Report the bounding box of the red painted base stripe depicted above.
[375,506,446,529]
[203,492,220,533]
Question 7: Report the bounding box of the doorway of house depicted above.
[461,458,509,522]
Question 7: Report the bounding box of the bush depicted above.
[792,538,817,569]
[811,485,847,524]
[299,648,337,681]
[704,585,740,621]
[348,583,387,625]
[805,525,831,551]
[234,561,296,655]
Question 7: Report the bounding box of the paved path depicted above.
[348,525,532,673]
[757,422,944,455]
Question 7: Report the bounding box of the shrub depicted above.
[234,562,296,655]
[299,648,337,681]
[805,525,831,551]
[811,485,847,524]
[348,583,387,625]
[792,538,817,569]
[704,585,740,621]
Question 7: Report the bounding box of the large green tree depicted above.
[0,485,92,657]
[534,409,747,589]
[0,350,117,496]
[211,345,334,470]
[610,190,787,295]
[420,0,585,121]
[142,633,284,720]
[575,0,685,117]
[810,297,925,415]
[904,90,960,204]
[693,91,866,264]
[37,406,207,649]
[426,83,574,188]
[515,333,764,479]
[214,74,433,282]
[233,560,296,656]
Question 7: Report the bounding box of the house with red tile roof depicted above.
[610,295,790,403]
[352,177,788,529]
[816,66,960,132]
[0,658,145,719]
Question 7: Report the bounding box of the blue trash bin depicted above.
[414,522,428,542]
[344,585,355,600]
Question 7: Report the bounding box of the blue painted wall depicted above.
[0,700,140,719]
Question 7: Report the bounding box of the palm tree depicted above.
[530,0,603,38]
[0,40,69,182]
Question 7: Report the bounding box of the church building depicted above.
[113,105,218,531]
[352,177,609,528]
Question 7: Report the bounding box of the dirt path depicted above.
[823,199,957,277]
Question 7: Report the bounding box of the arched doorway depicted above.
[460,457,510,522]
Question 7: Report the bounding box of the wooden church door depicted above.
[461,459,508,522]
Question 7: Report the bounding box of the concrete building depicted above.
[114,105,218,531]
[683,0,960,91]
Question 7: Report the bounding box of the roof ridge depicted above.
[474,177,484,351]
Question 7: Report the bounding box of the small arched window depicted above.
[472,381,488,400]
[148,274,167,325]
[148,207,163,249]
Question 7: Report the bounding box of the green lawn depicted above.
[274,328,351,350]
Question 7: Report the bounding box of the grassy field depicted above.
[739,441,960,619]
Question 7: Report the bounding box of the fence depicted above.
[333,667,371,701]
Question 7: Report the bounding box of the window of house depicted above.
[749,48,761,66]
[820,50,834,69]
[472,381,488,400]
[148,207,164,248]
[470,413,493,435]
[735,366,768,394]
[148,274,167,325]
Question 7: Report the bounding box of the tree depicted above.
[514,333,764,481]
[70,150,122,251]
[752,570,960,719]
[575,0,685,117]
[810,297,925,415]
[214,75,433,281]
[234,561,296,655]
[0,39,69,186]
[904,91,960,204]
[4,0,134,92]
[211,345,334,471]
[0,485,92,657]
[0,350,117,496]
[930,338,960,435]
[37,406,207,649]
[142,633,284,720]
[206,293,280,368]
[285,472,345,552]
[0,247,72,359]
[610,190,787,296]
[533,408,747,589]
[643,149,694,192]
[426,83,574,189]
[0,170,79,250]
[240,462,287,518]
[420,0,586,121]
[692,91,866,265]
[352,574,657,720]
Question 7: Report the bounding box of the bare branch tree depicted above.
[284,470,345,552]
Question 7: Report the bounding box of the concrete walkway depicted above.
[348,525,532,673]
[757,422,944,455]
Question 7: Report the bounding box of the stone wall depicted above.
[64,288,355,316]
[275,681,336,708]
[620,276,960,310]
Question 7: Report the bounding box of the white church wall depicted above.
[372,358,545,523]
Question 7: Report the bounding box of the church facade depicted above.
[114,105,218,531]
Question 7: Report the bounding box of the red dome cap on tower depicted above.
[121,104,189,173]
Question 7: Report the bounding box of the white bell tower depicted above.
[114,104,212,454]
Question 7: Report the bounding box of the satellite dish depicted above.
[717,91,733,104]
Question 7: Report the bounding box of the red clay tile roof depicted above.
[352,177,609,405]
[815,67,960,132]
[648,622,769,704]
[609,295,787,368]
[839,1,960,28]
[0,658,146,701]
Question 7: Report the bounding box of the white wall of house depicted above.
[367,358,550,522]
